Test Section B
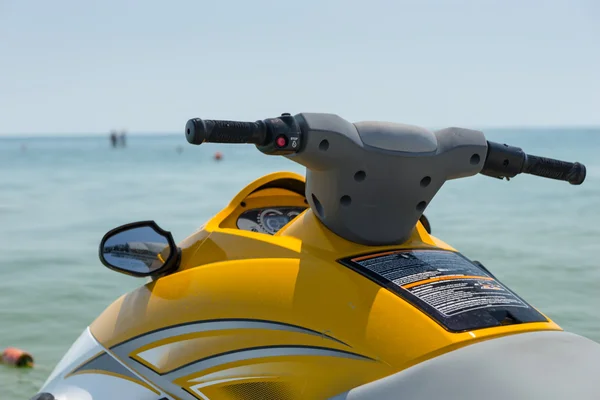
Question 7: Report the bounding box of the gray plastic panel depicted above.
[329,331,600,400]
[287,113,488,245]
[357,121,437,153]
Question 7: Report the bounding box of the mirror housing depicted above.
[99,221,180,278]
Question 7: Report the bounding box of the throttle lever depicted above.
[479,141,525,180]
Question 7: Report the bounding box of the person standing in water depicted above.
[110,130,118,148]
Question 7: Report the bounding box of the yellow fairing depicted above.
[90,172,561,399]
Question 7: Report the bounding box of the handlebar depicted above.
[480,141,586,185]
[185,119,268,145]
[522,155,586,185]
[183,112,586,246]
[184,113,586,186]
[185,113,303,156]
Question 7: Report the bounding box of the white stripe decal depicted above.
[112,319,348,356]
[102,320,372,399]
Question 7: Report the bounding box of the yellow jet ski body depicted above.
[34,113,597,400]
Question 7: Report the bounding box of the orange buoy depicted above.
[214,151,223,161]
[1,347,34,367]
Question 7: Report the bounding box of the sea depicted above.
[1,128,599,398]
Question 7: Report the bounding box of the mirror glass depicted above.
[101,226,172,275]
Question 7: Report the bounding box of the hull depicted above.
[332,330,600,400]
[35,172,598,400]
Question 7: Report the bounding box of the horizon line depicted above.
[1,124,599,139]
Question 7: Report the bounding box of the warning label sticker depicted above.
[405,278,527,317]
[339,249,547,331]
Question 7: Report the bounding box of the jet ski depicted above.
[33,113,599,400]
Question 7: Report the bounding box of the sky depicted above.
[0,0,599,135]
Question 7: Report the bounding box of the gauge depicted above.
[237,207,308,235]
[259,209,289,235]
[236,218,264,233]
[264,214,291,233]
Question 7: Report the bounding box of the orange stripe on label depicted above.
[351,251,400,262]
[402,275,494,289]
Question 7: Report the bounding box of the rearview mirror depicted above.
[99,221,180,277]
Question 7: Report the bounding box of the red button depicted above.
[276,135,287,148]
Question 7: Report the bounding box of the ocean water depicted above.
[0,128,599,398]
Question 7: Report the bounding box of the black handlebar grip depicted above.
[185,118,267,146]
[522,155,586,185]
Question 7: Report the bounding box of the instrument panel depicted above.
[236,207,307,235]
